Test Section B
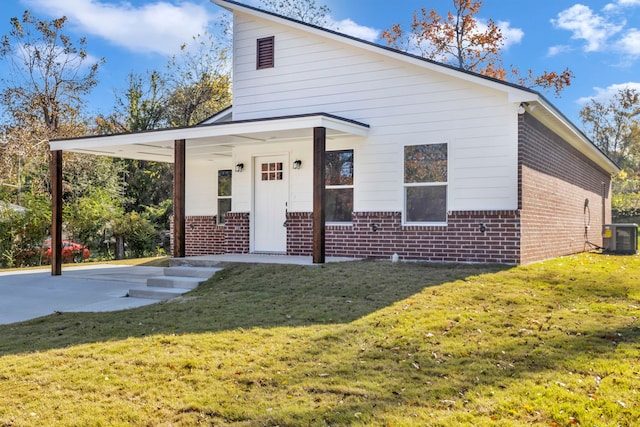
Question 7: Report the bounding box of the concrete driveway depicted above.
[0,264,165,325]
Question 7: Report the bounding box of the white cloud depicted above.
[547,44,572,57]
[327,18,380,42]
[22,0,214,56]
[578,82,640,104]
[497,21,524,49]
[552,4,624,52]
[619,28,640,56]
[604,0,640,12]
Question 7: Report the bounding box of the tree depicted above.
[0,11,129,264]
[259,0,331,26]
[580,87,640,222]
[164,33,231,127]
[0,10,112,200]
[382,0,573,96]
[0,11,104,135]
[579,87,640,168]
[123,71,169,132]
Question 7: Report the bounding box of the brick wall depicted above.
[286,212,313,255]
[185,216,224,256]
[224,212,250,254]
[518,113,612,264]
[171,213,251,257]
[286,210,521,264]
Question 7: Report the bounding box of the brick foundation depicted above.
[287,210,521,264]
[224,212,250,254]
[175,211,520,263]
[171,213,250,257]
[185,216,224,256]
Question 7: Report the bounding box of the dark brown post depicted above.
[174,139,186,258]
[313,127,326,264]
[50,150,63,276]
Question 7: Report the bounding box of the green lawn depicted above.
[0,253,638,426]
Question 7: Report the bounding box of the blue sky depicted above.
[1,0,639,126]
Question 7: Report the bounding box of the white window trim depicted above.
[402,142,449,226]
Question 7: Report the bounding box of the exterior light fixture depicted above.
[518,103,526,115]
[235,163,244,172]
[293,159,302,169]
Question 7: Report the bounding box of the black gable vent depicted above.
[257,36,275,69]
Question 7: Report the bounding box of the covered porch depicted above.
[48,113,369,275]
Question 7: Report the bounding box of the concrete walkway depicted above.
[0,265,165,325]
[0,255,359,325]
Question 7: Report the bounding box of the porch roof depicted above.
[49,113,370,162]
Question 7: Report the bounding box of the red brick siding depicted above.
[286,212,313,255]
[171,213,251,256]
[185,216,224,256]
[224,212,250,254]
[286,211,521,264]
[518,113,612,264]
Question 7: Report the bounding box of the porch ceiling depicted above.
[49,113,370,162]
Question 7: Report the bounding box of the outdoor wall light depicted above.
[517,103,526,115]
[293,159,302,169]
[235,163,244,172]
[518,102,537,115]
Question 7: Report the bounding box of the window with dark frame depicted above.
[218,170,232,224]
[256,36,275,69]
[404,143,448,223]
[325,149,354,223]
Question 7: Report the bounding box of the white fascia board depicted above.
[50,115,369,151]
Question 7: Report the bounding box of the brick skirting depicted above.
[287,210,521,264]
[224,212,250,254]
[185,216,224,256]
[171,213,250,257]
[178,210,520,263]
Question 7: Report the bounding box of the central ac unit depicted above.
[602,224,638,254]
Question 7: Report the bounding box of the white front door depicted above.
[253,156,288,253]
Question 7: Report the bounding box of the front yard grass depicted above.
[0,253,638,426]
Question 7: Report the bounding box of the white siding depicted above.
[231,12,519,212]
[186,159,233,216]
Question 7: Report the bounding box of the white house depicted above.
[48,0,619,273]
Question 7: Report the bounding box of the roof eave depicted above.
[49,113,370,162]
[526,97,620,175]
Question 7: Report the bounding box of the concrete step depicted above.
[164,266,222,279]
[129,262,225,300]
[170,257,224,268]
[128,287,192,300]
[147,276,204,290]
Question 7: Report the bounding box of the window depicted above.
[257,36,275,69]
[261,162,283,181]
[404,143,448,223]
[218,170,232,224]
[325,150,354,222]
